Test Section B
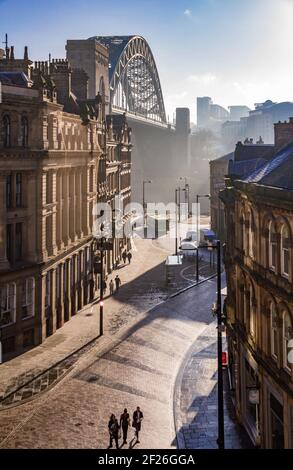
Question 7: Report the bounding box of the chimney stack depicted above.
[24,46,28,60]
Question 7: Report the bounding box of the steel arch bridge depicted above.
[91,36,167,125]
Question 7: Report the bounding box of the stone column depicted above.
[26,171,38,263]
[82,166,90,237]
[59,262,65,327]
[69,169,76,243]
[62,172,70,247]
[0,172,9,270]
[76,169,83,239]
[51,169,57,256]
[37,273,47,344]
[56,170,64,251]
[50,268,57,334]
[38,170,48,261]
[66,258,72,321]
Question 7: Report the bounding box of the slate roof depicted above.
[229,158,267,178]
[243,142,293,190]
[0,71,29,86]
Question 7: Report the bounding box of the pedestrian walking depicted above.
[132,406,143,443]
[122,251,127,264]
[115,275,121,292]
[109,279,114,296]
[108,414,120,449]
[127,252,132,264]
[120,408,130,444]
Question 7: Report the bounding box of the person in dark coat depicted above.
[120,408,130,444]
[132,406,144,443]
[115,275,121,292]
[122,251,127,264]
[127,252,132,264]
[109,279,114,296]
[108,414,120,449]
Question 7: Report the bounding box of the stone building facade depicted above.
[221,120,293,448]
[0,45,131,360]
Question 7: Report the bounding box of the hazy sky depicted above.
[1,0,293,122]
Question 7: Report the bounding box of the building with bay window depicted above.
[221,118,293,448]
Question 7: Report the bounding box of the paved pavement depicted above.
[174,321,253,449]
[0,235,215,406]
[0,276,219,449]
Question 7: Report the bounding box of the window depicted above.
[249,285,256,339]
[0,283,16,326]
[21,116,28,147]
[3,115,11,148]
[6,224,12,262]
[283,311,292,372]
[15,173,22,208]
[21,278,35,319]
[271,304,279,360]
[6,174,12,209]
[15,223,22,260]
[281,225,289,278]
[248,211,254,258]
[269,222,277,271]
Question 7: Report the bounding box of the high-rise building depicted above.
[197,96,212,127]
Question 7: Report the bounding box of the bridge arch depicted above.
[92,36,167,124]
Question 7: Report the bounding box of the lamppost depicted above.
[99,236,105,336]
[180,176,190,218]
[175,187,187,255]
[215,240,225,450]
[196,194,210,246]
[143,180,152,228]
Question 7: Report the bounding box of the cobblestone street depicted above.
[0,272,220,448]
[0,231,249,450]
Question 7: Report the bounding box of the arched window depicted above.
[283,311,292,372]
[21,116,29,147]
[240,213,245,251]
[249,285,256,339]
[269,221,277,271]
[99,77,106,121]
[248,211,254,258]
[3,115,11,148]
[281,225,289,278]
[270,303,279,360]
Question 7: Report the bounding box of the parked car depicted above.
[179,240,197,257]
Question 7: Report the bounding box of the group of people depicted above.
[122,251,132,265]
[103,275,121,296]
[108,407,144,449]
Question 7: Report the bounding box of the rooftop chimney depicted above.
[274,118,293,152]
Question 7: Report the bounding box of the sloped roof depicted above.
[243,142,293,190]
[0,71,29,86]
[229,158,267,178]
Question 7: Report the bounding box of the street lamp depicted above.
[196,194,210,246]
[180,176,190,218]
[143,180,152,228]
[175,187,187,255]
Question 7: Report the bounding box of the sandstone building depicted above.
[221,120,293,448]
[0,44,131,360]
